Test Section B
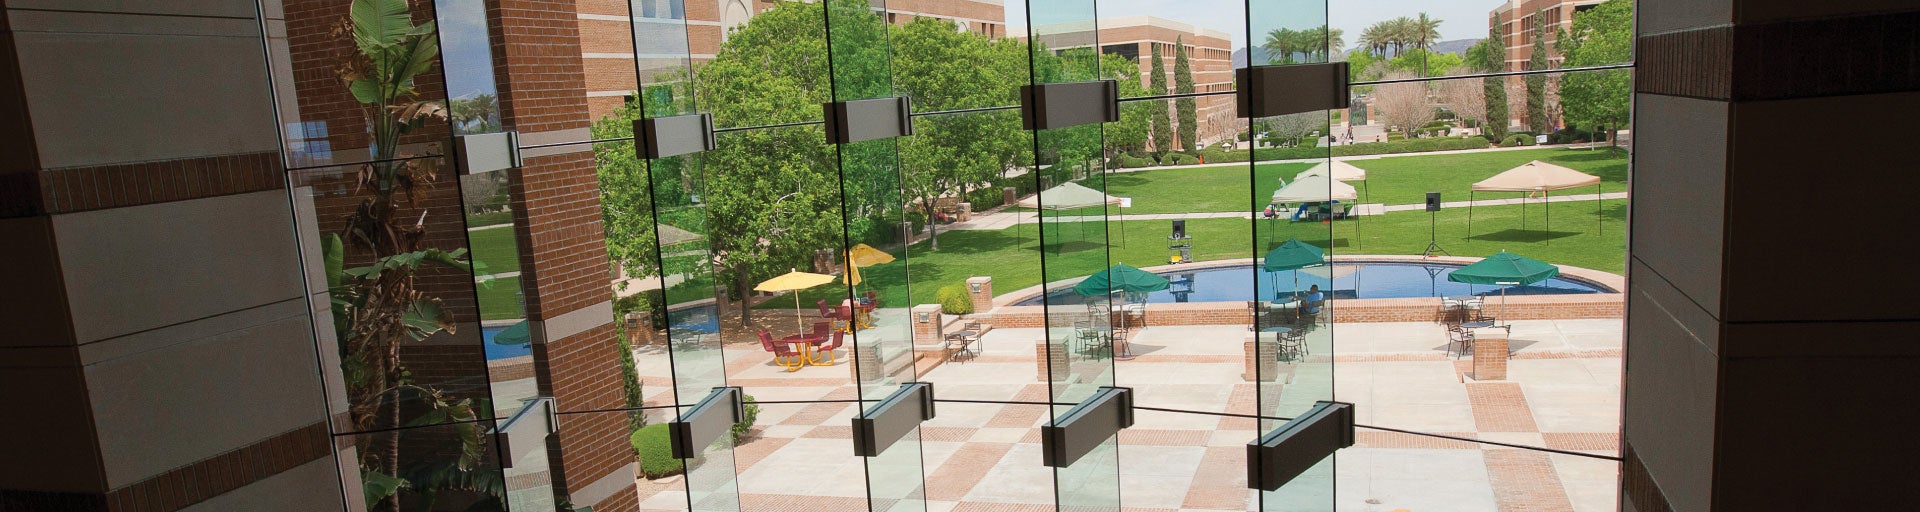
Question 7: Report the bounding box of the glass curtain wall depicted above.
[265,0,512,510]
[262,0,1633,509]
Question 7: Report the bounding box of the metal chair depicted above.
[815,330,845,366]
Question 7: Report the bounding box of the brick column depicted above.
[1242,334,1278,382]
[1469,330,1507,381]
[911,304,943,345]
[1035,342,1068,382]
[487,1,634,510]
[965,276,994,314]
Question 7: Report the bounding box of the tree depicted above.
[1439,69,1486,131]
[1412,13,1443,52]
[1148,43,1172,156]
[1525,10,1552,133]
[690,0,881,325]
[1174,36,1197,153]
[892,18,1030,249]
[1467,31,1510,138]
[1372,72,1434,139]
[1558,0,1632,149]
[1263,111,1321,148]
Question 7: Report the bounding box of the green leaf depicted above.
[348,77,383,105]
[349,0,412,52]
[362,469,409,510]
[321,234,345,288]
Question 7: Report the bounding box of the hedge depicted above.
[1500,134,1535,147]
[632,394,761,479]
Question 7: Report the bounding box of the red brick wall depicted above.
[486,0,632,505]
[282,0,451,158]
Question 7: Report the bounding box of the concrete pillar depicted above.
[911,304,943,346]
[1242,335,1278,382]
[966,276,995,314]
[1625,3,1920,511]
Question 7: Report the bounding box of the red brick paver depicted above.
[1467,382,1540,432]
[1484,449,1577,512]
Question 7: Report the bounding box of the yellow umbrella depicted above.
[756,269,836,333]
[844,243,895,289]
[847,244,895,266]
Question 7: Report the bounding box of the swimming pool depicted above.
[481,303,721,360]
[1011,262,1612,306]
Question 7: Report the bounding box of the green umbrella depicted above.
[1262,238,1326,272]
[1262,238,1327,300]
[492,320,531,346]
[1447,251,1560,322]
[1074,264,1171,296]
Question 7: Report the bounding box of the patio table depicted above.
[776,334,829,366]
[842,299,878,329]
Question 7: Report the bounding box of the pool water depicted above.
[1013,262,1611,306]
[481,303,721,360]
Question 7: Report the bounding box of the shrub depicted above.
[732,394,760,442]
[1117,154,1155,168]
[1167,153,1199,166]
[937,284,973,315]
[1500,134,1534,147]
[632,424,682,478]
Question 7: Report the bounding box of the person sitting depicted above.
[1301,285,1324,315]
[1261,204,1279,219]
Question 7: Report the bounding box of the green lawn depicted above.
[763,198,1625,310]
[465,225,522,276]
[1007,147,1627,215]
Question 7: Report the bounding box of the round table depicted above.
[775,334,828,368]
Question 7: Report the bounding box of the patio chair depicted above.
[816,330,845,366]
[759,331,802,370]
[1121,302,1147,329]
[1446,324,1475,359]
[1463,298,1487,321]
[863,290,878,305]
[818,299,836,318]
[810,321,832,340]
[832,306,854,333]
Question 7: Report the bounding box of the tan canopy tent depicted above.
[1467,160,1604,244]
[657,224,703,246]
[1017,182,1124,252]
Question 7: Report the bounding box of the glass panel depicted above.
[693,0,831,130]
[1329,69,1626,508]
[289,159,498,432]
[919,402,1057,507]
[260,0,453,169]
[499,401,558,512]
[1329,0,1634,80]
[436,0,504,136]
[1025,0,1118,509]
[732,402,868,510]
[1247,0,1337,508]
[888,2,1029,110]
[333,421,509,512]
[1094,0,1242,102]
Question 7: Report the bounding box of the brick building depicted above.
[1028,15,1238,151]
[1488,0,1606,72]
[579,0,1010,118]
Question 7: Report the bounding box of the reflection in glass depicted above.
[265,0,452,168]
[436,0,503,135]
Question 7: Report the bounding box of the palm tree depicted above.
[1413,13,1443,52]
[1262,28,1296,64]
[1358,25,1385,56]
[1387,16,1415,56]
[1325,27,1345,58]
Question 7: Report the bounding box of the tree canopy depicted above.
[1558,0,1632,137]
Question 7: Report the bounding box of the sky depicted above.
[1005,0,1502,51]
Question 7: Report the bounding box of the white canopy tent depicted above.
[1017,182,1125,252]
[1270,173,1363,249]
[1271,174,1358,204]
[1467,160,1604,245]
